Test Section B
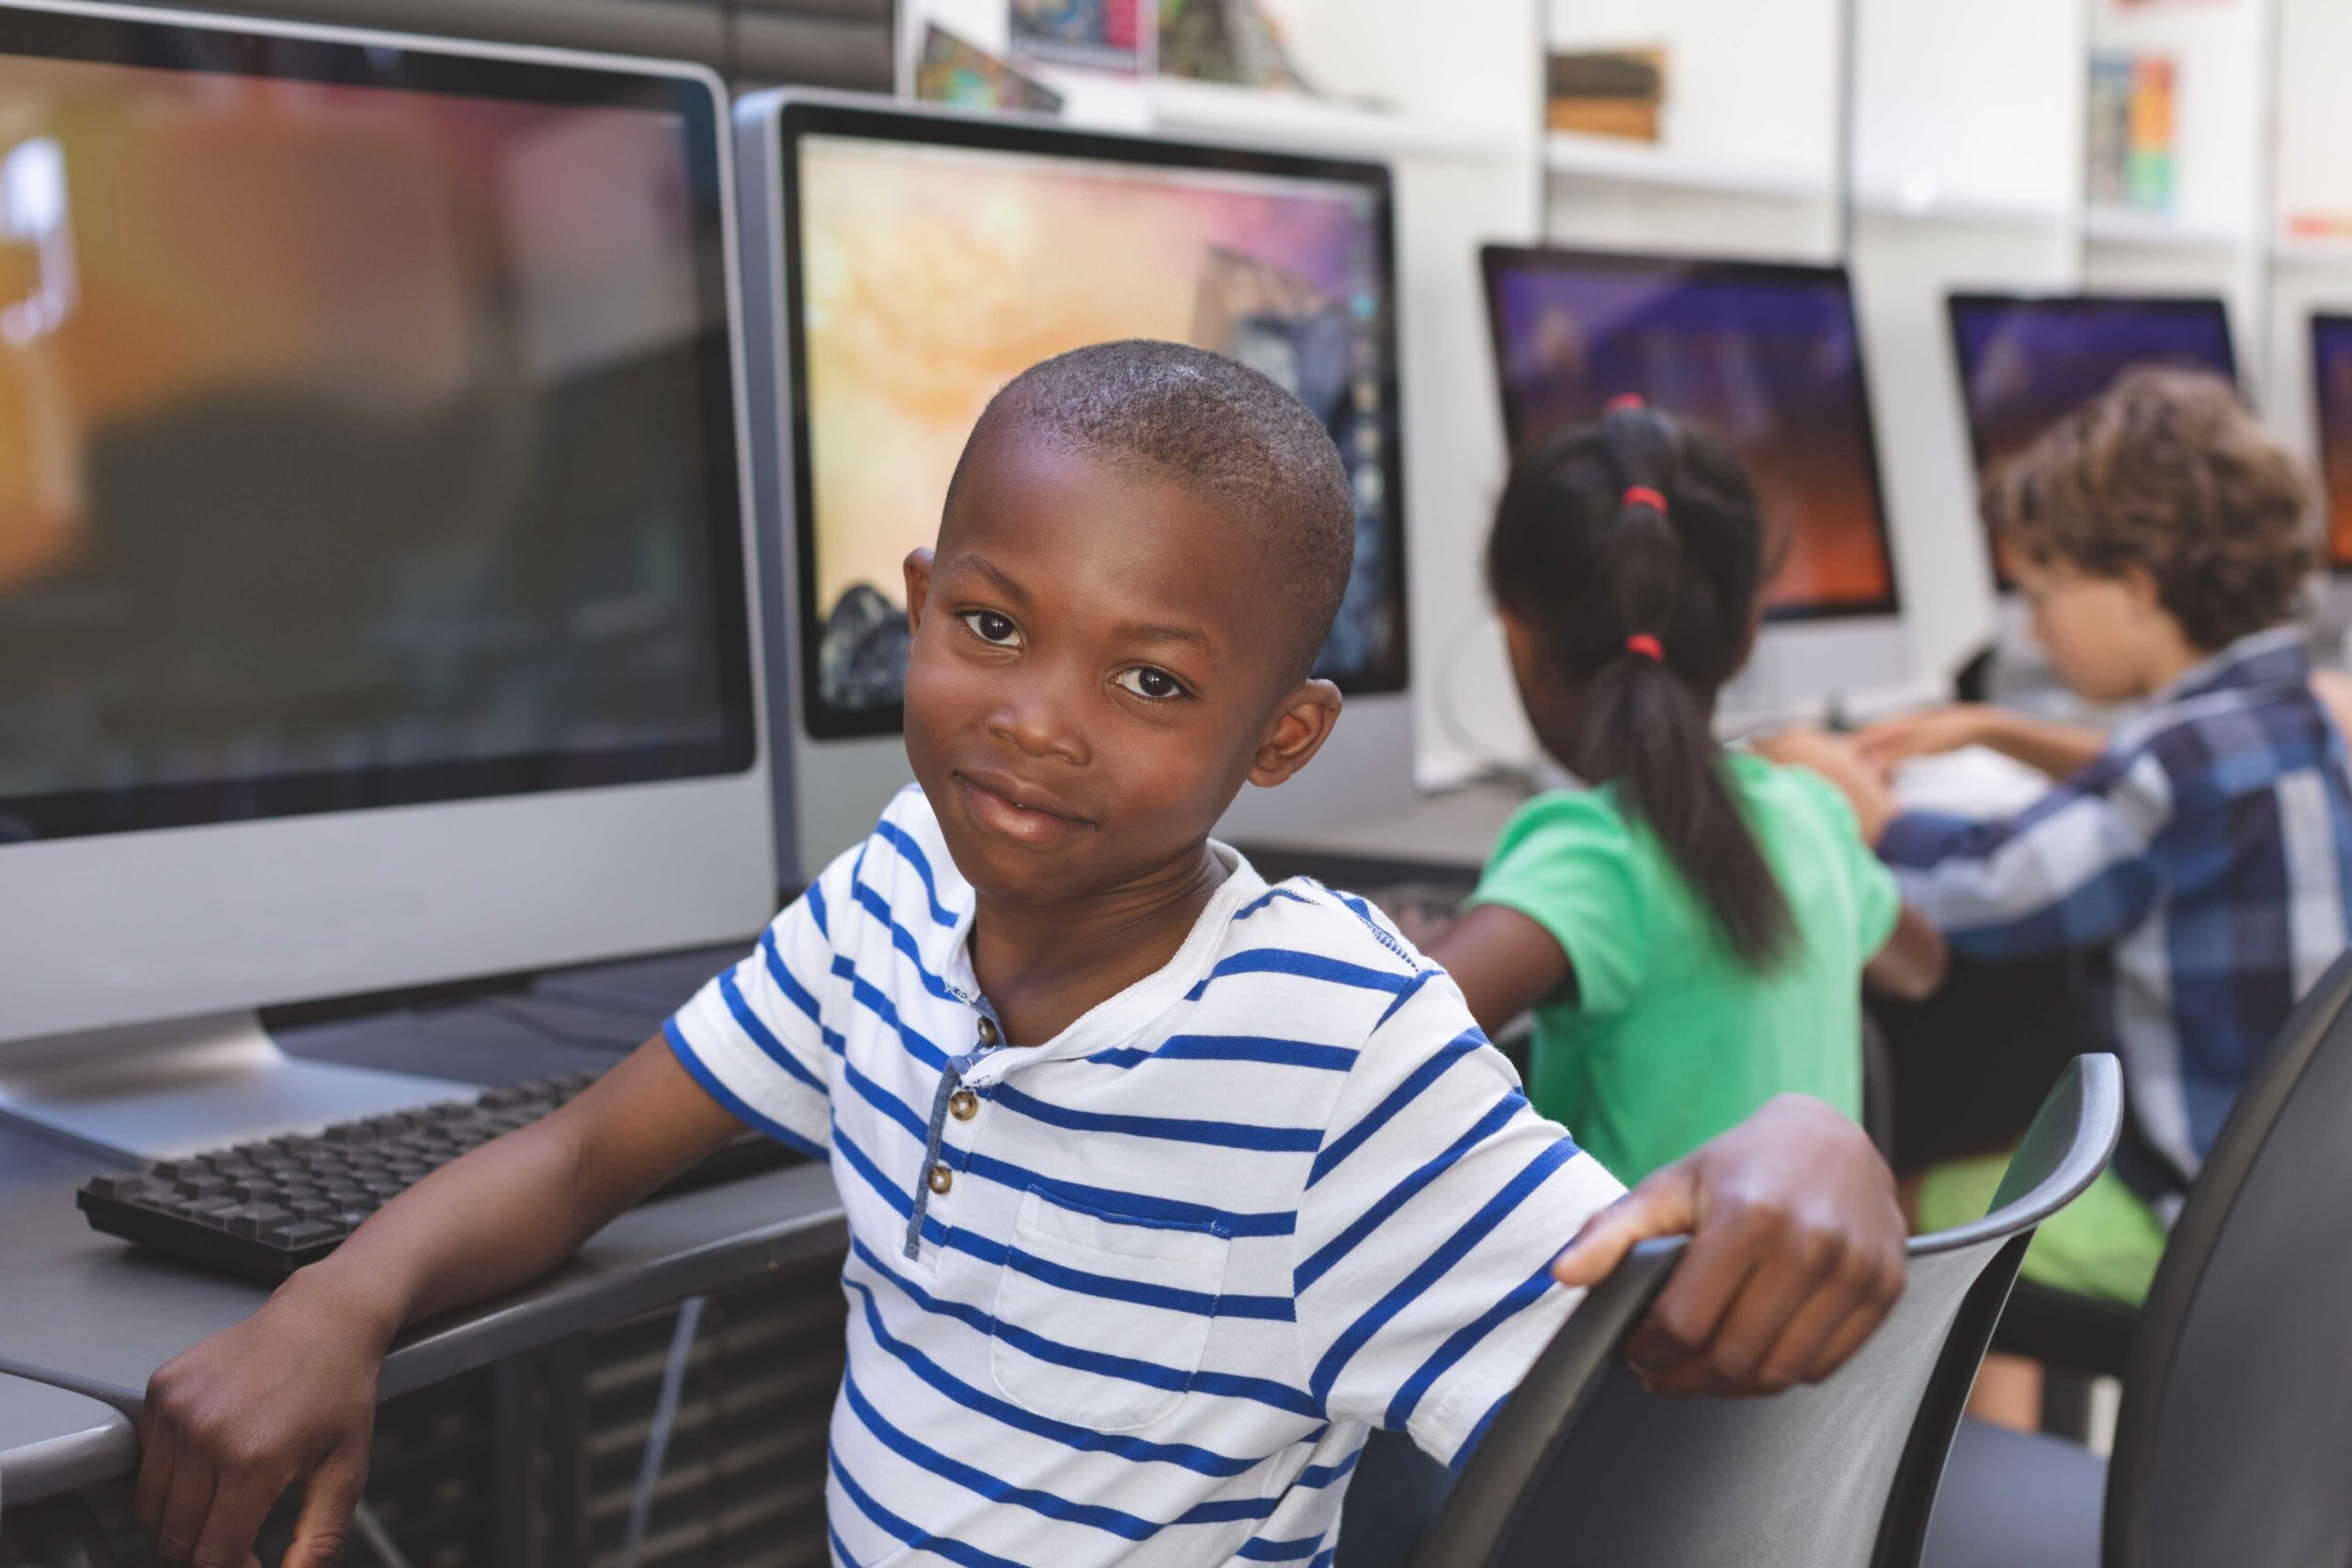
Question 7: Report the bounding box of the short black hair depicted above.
[945,340,1355,680]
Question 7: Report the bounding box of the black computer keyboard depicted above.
[76,1068,802,1282]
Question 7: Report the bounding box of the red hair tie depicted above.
[1622,485,1668,515]
[1604,393,1646,414]
[1625,634,1665,662]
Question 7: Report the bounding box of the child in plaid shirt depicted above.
[1775,367,2352,1310]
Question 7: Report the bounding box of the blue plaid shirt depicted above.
[1883,627,2352,1201]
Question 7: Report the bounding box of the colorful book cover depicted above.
[915,25,1066,114]
[2127,54,2176,211]
[2086,52,2133,207]
[1009,0,1155,76]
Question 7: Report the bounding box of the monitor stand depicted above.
[0,1010,475,1167]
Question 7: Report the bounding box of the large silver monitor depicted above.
[1949,291,2237,591]
[1480,246,1912,723]
[734,91,1418,885]
[0,1,774,1159]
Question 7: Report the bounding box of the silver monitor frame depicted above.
[732,87,1418,887]
[0,0,775,1160]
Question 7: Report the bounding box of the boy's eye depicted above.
[959,610,1021,648]
[1114,666,1187,701]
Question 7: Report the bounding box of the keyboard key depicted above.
[223,1204,289,1237]
[265,1220,343,1247]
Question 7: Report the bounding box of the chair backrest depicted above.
[1414,1055,2123,1568]
[2106,951,2352,1568]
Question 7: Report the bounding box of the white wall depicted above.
[1848,0,2086,682]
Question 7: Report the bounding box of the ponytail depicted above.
[1487,403,1794,968]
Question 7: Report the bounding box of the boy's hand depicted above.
[1852,705,1993,773]
[1552,1095,1905,1397]
[1756,728,1900,842]
[135,1270,393,1567]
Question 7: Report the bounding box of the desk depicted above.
[1241,779,1527,878]
[0,1376,136,1507]
[0,942,849,1420]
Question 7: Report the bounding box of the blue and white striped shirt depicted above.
[1883,626,2352,1200]
[667,787,1623,1567]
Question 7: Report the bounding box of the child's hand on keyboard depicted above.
[1852,705,1994,773]
[1755,727,1898,842]
[136,1269,390,1567]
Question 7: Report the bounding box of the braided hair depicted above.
[1486,401,1794,968]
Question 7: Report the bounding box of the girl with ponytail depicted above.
[1420,400,1946,1184]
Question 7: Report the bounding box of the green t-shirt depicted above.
[1467,754,1899,1186]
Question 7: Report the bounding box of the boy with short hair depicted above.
[136,342,1905,1568]
[1778,366,2352,1303]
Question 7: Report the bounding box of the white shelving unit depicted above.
[1542,0,1843,264]
[1144,77,1513,161]
[1544,131,1826,203]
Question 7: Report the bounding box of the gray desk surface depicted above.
[0,943,848,1437]
[0,1375,137,1507]
[1236,779,1530,877]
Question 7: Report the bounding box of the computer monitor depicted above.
[735,92,1413,882]
[2310,313,2352,578]
[1478,247,1907,717]
[0,2,771,1159]
[1948,292,2237,587]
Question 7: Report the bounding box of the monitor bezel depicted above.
[1477,243,1905,625]
[767,95,1411,742]
[0,1,760,842]
[2308,310,2352,576]
[1945,290,2240,589]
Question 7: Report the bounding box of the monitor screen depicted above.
[1478,247,1900,621]
[2311,313,2352,573]
[0,12,753,843]
[775,101,1405,739]
[1949,293,2236,584]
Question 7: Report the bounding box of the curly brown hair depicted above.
[1984,365,2314,650]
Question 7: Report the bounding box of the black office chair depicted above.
[1924,949,2352,1568]
[1403,1055,2122,1568]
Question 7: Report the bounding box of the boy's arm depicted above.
[1293,976,1904,1469]
[135,1038,746,1568]
[1855,705,2106,782]
[1766,727,2165,960]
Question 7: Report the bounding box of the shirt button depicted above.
[977,1017,1000,1045]
[927,1162,954,1195]
[949,1089,979,1122]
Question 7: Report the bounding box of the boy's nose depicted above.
[986,673,1091,767]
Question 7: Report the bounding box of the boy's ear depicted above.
[1248,679,1344,790]
[2120,561,2165,615]
[903,547,936,635]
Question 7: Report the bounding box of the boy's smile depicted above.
[899,432,1340,911]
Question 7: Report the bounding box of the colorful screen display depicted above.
[1479,248,1900,619]
[1949,293,2236,584]
[0,22,750,841]
[784,111,1404,735]
[2311,314,2352,571]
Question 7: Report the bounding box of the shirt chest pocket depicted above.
[989,1187,1233,1432]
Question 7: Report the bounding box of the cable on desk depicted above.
[351,1500,413,1568]
[623,1294,707,1568]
